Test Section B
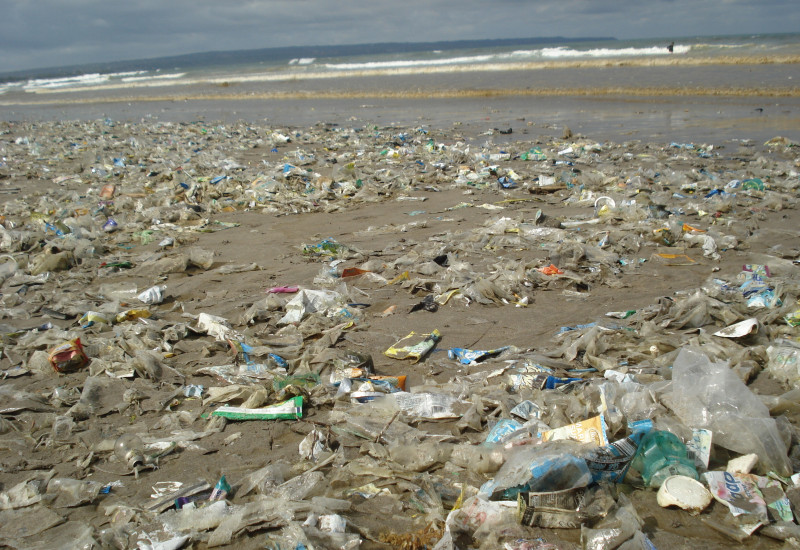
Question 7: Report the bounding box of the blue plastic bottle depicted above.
[630,430,698,488]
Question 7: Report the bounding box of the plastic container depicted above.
[630,430,698,488]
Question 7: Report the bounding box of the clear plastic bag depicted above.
[671,347,791,475]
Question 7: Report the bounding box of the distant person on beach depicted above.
[668,42,674,53]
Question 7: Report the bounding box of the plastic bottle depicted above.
[138,285,166,305]
[114,433,145,470]
[630,430,698,488]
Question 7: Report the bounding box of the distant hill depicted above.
[0,36,614,82]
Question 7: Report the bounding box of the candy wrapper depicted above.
[48,338,90,373]
[384,330,441,363]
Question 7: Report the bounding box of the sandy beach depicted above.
[1,58,800,549]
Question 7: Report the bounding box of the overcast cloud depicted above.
[1,0,797,72]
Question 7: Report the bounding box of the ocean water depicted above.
[1,33,798,96]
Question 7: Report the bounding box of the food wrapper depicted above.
[333,374,406,394]
[745,474,793,523]
[350,391,384,403]
[686,428,712,470]
[510,400,541,421]
[332,351,374,373]
[341,267,369,278]
[704,471,768,534]
[541,415,608,447]
[584,421,651,483]
[79,311,112,328]
[273,373,320,390]
[742,264,770,278]
[384,330,441,363]
[115,309,151,323]
[392,391,458,419]
[303,238,346,256]
[48,338,89,373]
[519,487,586,529]
[448,346,510,365]
[434,288,461,305]
[520,147,547,161]
[330,366,370,383]
[452,495,516,533]
[485,419,523,444]
[785,309,800,327]
[212,396,303,420]
[544,375,582,389]
[209,475,231,501]
[361,375,406,392]
[507,373,550,392]
[99,183,116,199]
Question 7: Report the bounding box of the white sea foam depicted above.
[540,45,691,58]
[324,45,690,71]
[325,53,497,70]
[120,72,186,83]
[24,73,111,91]
[107,70,148,78]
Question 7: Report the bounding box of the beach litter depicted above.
[0,117,799,549]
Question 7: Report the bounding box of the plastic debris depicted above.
[384,330,441,363]
[656,475,713,514]
[1,115,799,549]
[211,396,304,420]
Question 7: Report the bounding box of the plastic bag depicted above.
[670,347,791,475]
[480,443,592,500]
[766,340,800,388]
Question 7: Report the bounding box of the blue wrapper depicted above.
[448,346,510,365]
[485,418,523,444]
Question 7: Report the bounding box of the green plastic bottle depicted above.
[630,430,698,488]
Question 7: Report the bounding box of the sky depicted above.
[1,0,798,73]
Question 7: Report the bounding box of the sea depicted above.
[1,33,798,96]
[1,33,798,143]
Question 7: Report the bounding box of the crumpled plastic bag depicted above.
[278,289,343,325]
[670,347,791,476]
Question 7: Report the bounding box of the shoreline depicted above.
[1,59,798,145]
[2,94,797,145]
[3,54,800,93]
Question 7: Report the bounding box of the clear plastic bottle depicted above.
[630,430,698,488]
[114,433,145,470]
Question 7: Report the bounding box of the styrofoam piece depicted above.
[727,453,759,474]
[656,475,713,513]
